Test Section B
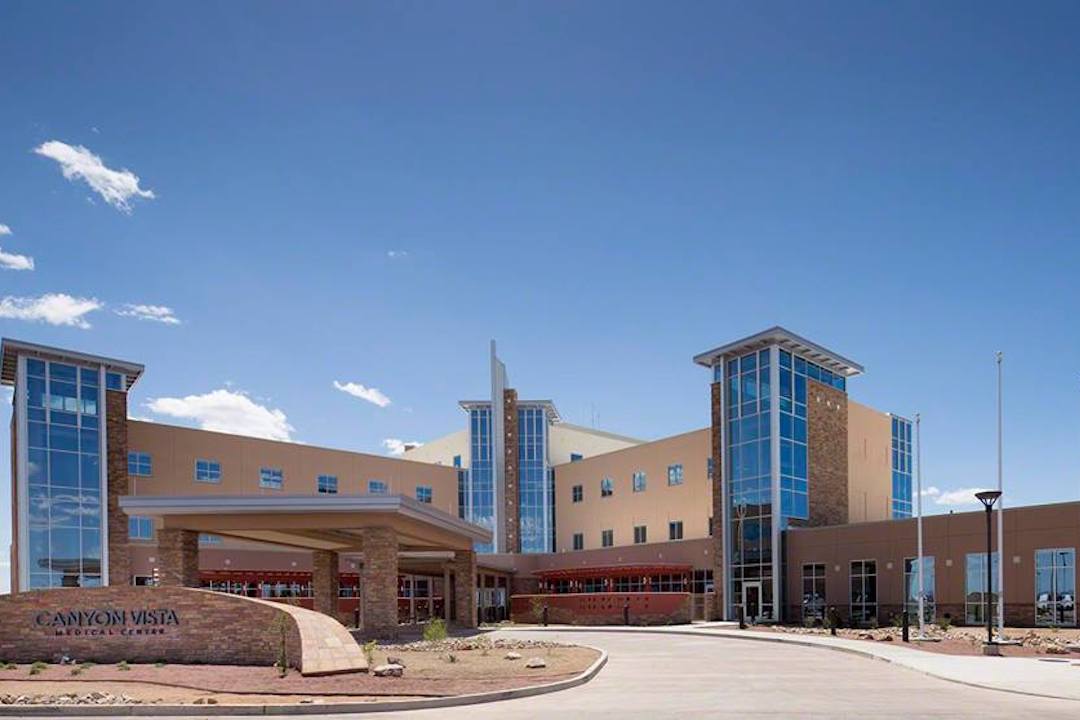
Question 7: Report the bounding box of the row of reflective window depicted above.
[571,464,686,503]
[571,520,688,551]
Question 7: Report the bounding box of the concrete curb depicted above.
[0,647,607,717]
[515,625,1080,703]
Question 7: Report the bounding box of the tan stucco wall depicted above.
[126,421,460,519]
[553,428,711,552]
[548,423,640,464]
[847,400,892,523]
[401,429,468,467]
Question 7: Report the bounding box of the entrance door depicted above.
[744,581,762,623]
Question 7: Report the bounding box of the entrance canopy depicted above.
[119,494,492,552]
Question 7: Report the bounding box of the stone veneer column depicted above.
[502,388,519,554]
[805,380,849,528]
[156,528,199,587]
[360,527,398,639]
[452,548,477,628]
[442,564,452,620]
[311,550,340,619]
[710,381,726,621]
[105,389,131,587]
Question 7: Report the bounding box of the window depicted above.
[128,452,151,476]
[1035,548,1075,626]
[572,484,583,503]
[802,563,826,621]
[634,525,647,544]
[317,474,338,494]
[128,516,153,541]
[259,467,283,490]
[368,479,388,495]
[667,464,684,486]
[600,477,613,497]
[570,453,583,463]
[904,557,935,622]
[195,459,221,484]
[632,471,647,493]
[668,521,684,541]
[199,533,222,545]
[601,529,614,548]
[707,457,714,480]
[572,533,584,551]
[850,560,877,626]
[452,455,462,468]
[965,552,999,625]
[416,485,433,503]
[106,372,124,391]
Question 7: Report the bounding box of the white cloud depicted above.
[921,486,991,507]
[333,380,391,408]
[147,389,293,441]
[0,248,33,271]
[0,293,102,329]
[0,224,11,235]
[34,140,155,213]
[383,438,422,456]
[115,303,180,325]
[387,250,408,259]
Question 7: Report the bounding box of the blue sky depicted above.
[2,2,1080,590]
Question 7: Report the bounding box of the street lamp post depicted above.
[915,413,925,639]
[976,490,1002,649]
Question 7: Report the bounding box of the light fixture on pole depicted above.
[975,489,1002,652]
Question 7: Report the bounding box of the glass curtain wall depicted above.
[777,350,809,520]
[903,556,935,621]
[1035,548,1076,626]
[468,406,494,553]
[965,552,1000,625]
[25,358,103,589]
[518,405,551,553]
[891,417,914,518]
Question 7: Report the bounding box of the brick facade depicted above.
[502,388,519,554]
[359,527,398,639]
[804,379,849,528]
[452,548,477,628]
[105,389,130,586]
[710,381,725,620]
[511,592,691,625]
[156,528,199,587]
[311,550,339,619]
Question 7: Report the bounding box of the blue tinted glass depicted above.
[50,363,77,382]
[50,451,79,487]
[80,455,100,489]
[81,415,98,429]
[794,374,806,403]
[80,428,99,454]
[28,448,47,485]
[741,353,757,372]
[27,358,46,377]
[834,375,846,391]
[793,418,807,443]
[27,376,45,407]
[779,350,792,369]
[49,424,78,451]
[780,413,792,439]
[758,349,770,366]
[794,357,807,375]
[106,373,123,390]
[807,364,820,381]
[51,411,78,426]
[80,368,99,386]
[28,407,46,422]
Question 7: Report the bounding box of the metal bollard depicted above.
[738,605,746,630]
[542,605,549,627]
[623,599,630,626]
[902,611,910,643]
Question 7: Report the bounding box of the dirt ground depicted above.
[760,624,1080,657]
[0,645,600,706]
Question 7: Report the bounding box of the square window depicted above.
[368,479,388,495]
[601,477,613,497]
[128,452,152,477]
[572,533,584,551]
[601,529,614,548]
[416,485,432,503]
[667,464,684,486]
[572,485,583,503]
[318,474,338,494]
[632,471,647,492]
[195,459,221,484]
[634,525,647,544]
[128,515,153,541]
[259,467,283,490]
[668,521,684,540]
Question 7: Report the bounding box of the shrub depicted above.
[444,653,457,664]
[117,661,130,672]
[1,662,16,671]
[29,661,48,676]
[70,667,82,676]
[423,618,448,642]
[78,662,94,671]
[362,640,377,670]
[154,660,167,668]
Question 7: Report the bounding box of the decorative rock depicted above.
[386,656,407,667]
[524,657,547,669]
[505,651,522,660]
[373,663,405,677]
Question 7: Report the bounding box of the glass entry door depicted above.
[744,581,762,623]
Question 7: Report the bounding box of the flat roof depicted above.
[1,338,144,390]
[692,326,864,377]
[458,398,562,423]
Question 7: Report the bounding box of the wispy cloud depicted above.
[116,303,180,325]
[387,250,409,259]
[0,224,11,236]
[383,438,422,456]
[333,380,391,408]
[147,389,293,441]
[34,140,155,213]
[0,248,34,271]
[0,293,102,329]
[921,486,991,507]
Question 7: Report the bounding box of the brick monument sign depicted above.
[0,586,366,676]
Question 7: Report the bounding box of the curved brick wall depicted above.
[0,586,365,675]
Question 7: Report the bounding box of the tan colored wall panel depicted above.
[847,400,892,523]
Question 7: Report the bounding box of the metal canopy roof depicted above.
[692,326,864,378]
[1,337,144,390]
[458,398,562,423]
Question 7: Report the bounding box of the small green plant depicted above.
[117,661,130,672]
[936,614,952,631]
[78,661,94,671]
[69,666,83,676]
[29,661,48,676]
[1,661,16,671]
[154,660,167,668]
[362,640,377,670]
[423,617,448,642]
[444,653,457,664]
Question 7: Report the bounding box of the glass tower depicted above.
[464,405,494,553]
[517,404,551,554]
[891,415,914,518]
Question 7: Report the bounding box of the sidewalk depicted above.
[508,622,1080,702]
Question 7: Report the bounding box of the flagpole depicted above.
[996,351,1005,638]
[916,412,925,638]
